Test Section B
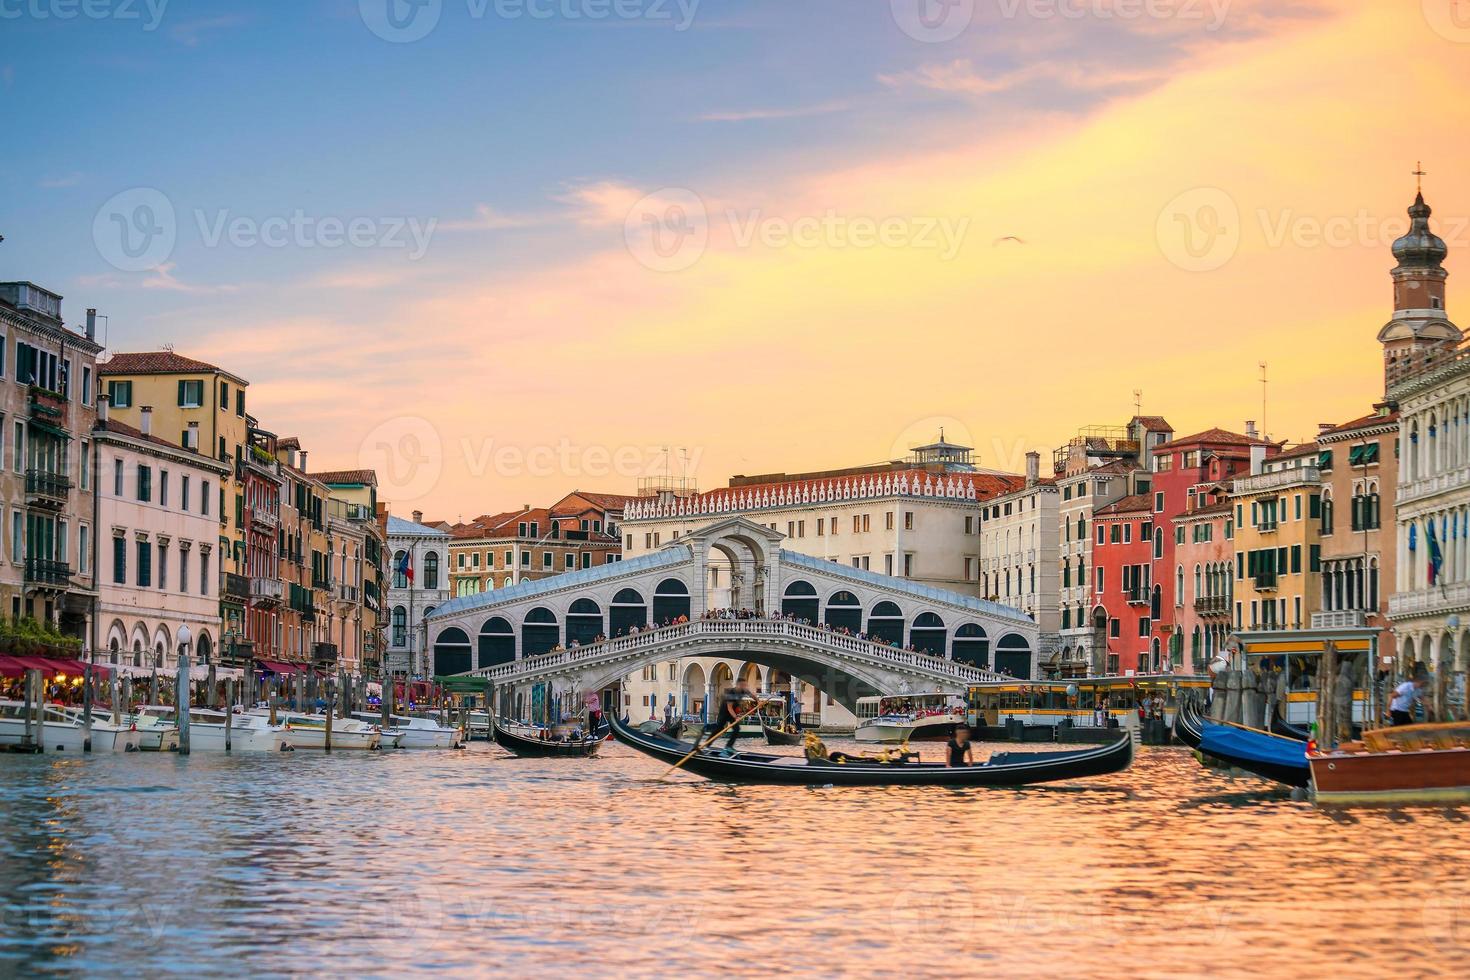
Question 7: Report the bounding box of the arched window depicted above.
[953,623,989,668]
[392,605,407,647]
[994,633,1031,678]
[522,607,559,656]
[781,580,819,623]
[424,551,440,590]
[1176,565,1184,605]
[433,627,472,676]
[566,598,603,646]
[824,591,862,632]
[392,550,409,589]
[652,578,691,624]
[910,612,947,657]
[866,600,904,645]
[1153,527,1164,560]
[478,617,515,668]
[609,588,647,637]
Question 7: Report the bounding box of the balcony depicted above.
[24,558,70,589]
[1232,466,1321,496]
[1311,610,1368,629]
[1126,589,1149,605]
[312,575,332,591]
[312,642,339,665]
[224,572,250,600]
[249,505,279,529]
[27,386,68,427]
[1389,581,1470,621]
[338,583,360,603]
[220,640,256,667]
[25,469,71,508]
[250,577,284,605]
[1193,595,1230,617]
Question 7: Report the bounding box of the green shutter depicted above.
[1310,545,1321,571]
[1290,545,1302,574]
[177,380,187,405]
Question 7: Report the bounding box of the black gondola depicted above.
[1173,702,1204,749]
[609,714,1133,787]
[492,719,603,758]
[761,722,804,746]
[1267,715,1311,742]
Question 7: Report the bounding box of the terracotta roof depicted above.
[1131,415,1173,432]
[278,436,301,450]
[1154,427,1274,451]
[1094,493,1152,517]
[1316,411,1400,439]
[565,490,638,509]
[1179,500,1232,519]
[92,418,228,468]
[100,351,242,380]
[316,469,377,486]
[1272,443,1321,461]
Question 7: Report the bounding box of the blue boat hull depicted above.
[1197,722,1310,788]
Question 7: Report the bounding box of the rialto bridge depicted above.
[424,517,1038,715]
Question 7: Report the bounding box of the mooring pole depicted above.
[82,662,94,753]
[224,679,234,752]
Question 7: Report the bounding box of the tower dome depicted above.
[1392,192,1448,269]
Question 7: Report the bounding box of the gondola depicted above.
[1173,702,1204,749]
[1195,720,1310,788]
[609,714,1133,787]
[761,721,804,746]
[492,719,603,758]
[1268,715,1311,742]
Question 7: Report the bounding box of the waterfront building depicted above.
[1229,443,1323,632]
[387,510,452,676]
[232,420,284,666]
[442,497,624,599]
[92,407,228,668]
[1089,493,1156,674]
[1381,187,1470,714]
[1053,418,1169,674]
[977,452,1060,659]
[271,441,333,664]
[99,351,250,648]
[316,470,386,673]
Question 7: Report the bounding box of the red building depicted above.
[1091,494,1155,675]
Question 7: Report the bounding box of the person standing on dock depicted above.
[1390,671,1428,726]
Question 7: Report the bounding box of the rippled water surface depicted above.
[2,738,1468,978]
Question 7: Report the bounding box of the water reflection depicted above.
[0,742,1467,976]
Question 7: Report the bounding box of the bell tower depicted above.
[1379,166,1462,394]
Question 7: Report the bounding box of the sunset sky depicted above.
[5,0,1470,518]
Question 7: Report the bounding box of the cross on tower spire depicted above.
[1414,161,1427,194]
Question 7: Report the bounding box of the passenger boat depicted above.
[1195,720,1310,788]
[351,711,462,749]
[253,710,380,750]
[1308,722,1470,805]
[139,706,292,752]
[492,719,602,758]
[854,693,966,743]
[0,700,143,752]
[610,713,1133,786]
[965,675,1210,733]
[761,721,804,746]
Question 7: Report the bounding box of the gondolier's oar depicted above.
[660,706,756,781]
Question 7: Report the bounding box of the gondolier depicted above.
[711,679,756,754]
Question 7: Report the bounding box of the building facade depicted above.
[92,411,228,668]
[387,511,452,676]
[1229,444,1323,633]
[444,502,624,599]
[977,452,1059,649]
[1172,500,1234,674]
[0,281,103,641]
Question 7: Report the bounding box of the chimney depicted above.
[412,509,423,524]
[85,308,97,342]
[1317,423,1333,434]
[140,406,153,437]
[1244,420,1258,439]
[187,421,200,451]
[98,392,110,423]
[1025,451,1040,487]
[298,450,308,472]
[1250,444,1267,476]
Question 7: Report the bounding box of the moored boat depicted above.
[140,706,292,752]
[351,711,462,749]
[761,721,803,746]
[492,719,602,757]
[0,700,143,752]
[255,710,380,750]
[610,713,1133,786]
[1196,720,1310,788]
[854,693,966,743]
[1172,702,1203,749]
[1308,722,1470,805]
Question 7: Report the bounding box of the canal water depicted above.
[1,740,1467,978]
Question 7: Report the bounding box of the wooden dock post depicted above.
[82,662,94,753]
[324,679,334,753]
[176,641,191,756]
[224,679,234,752]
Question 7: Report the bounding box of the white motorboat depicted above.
[137,705,292,752]
[467,710,492,741]
[58,706,178,752]
[354,711,462,749]
[0,699,143,752]
[854,693,968,744]
[253,710,380,750]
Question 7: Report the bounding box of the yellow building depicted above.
[1229,444,1323,632]
[99,352,251,638]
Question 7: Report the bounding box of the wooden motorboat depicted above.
[492,719,602,758]
[1309,722,1470,805]
[609,714,1132,787]
[1196,720,1310,788]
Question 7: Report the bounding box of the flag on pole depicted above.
[1427,520,1444,585]
[397,550,414,584]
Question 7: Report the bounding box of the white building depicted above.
[977,452,1059,638]
[92,408,229,669]
[387,511,451,676]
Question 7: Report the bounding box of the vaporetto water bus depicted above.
[854,693,967,743]
[964,675,1212,732]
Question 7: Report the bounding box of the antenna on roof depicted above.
[162,342,175,352]
[1132,389,1142,416]
[1259,361,1268,438]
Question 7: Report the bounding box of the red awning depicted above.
[0,656,104,678]
[257,660,301,675]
